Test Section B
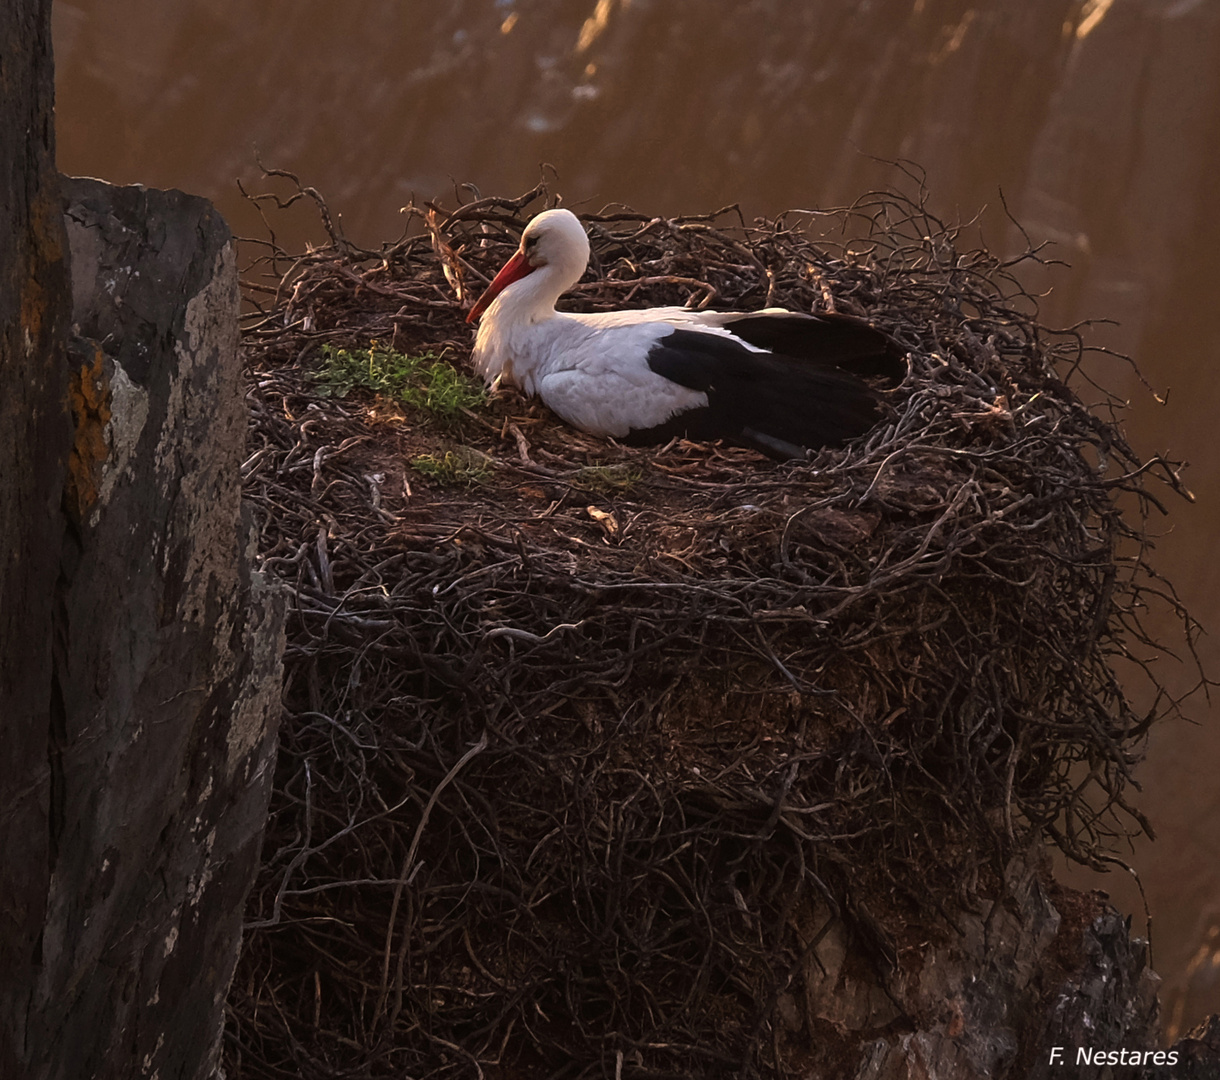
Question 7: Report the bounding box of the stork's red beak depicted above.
[466,250,536,323]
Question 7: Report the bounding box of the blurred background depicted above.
[52,0,1220,1038]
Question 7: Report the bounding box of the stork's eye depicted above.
[524,235,538,250]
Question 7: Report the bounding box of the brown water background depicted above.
[52,0,1220,1036]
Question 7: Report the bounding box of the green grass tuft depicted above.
[310,344,485,421]
[409,448,492,486]
[570,464,643,495]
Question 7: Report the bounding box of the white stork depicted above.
[465,208,904,458]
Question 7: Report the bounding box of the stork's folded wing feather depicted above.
[625,329,886,455]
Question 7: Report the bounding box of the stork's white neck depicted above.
[493,259,578,326]
[472,260,584,387]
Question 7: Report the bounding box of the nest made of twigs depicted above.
[226,173,1198,1079]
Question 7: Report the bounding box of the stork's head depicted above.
[466,208,591,323]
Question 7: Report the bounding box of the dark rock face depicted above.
[783,855,1162,1078]
[0,2,73,1077]
[0,99,285,1075]
[19,177,285,1080]
[1172,1016,1220,1079]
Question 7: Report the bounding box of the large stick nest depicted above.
[226,174,1199,1078]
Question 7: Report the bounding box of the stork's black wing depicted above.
[621,329,888,458]
[721,311,906,381]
